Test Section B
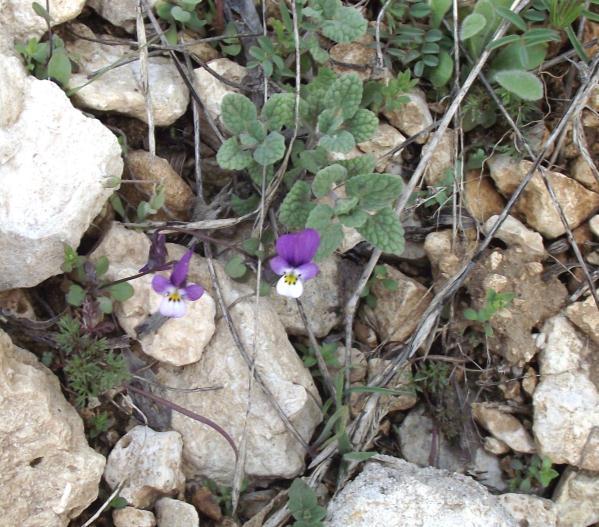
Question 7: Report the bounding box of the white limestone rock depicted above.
[483,215,545,259]
[497,494,557,527]
[472,403,535,454]
[193,58,247,124]
[88,0,159,32]
[533,316,599,470]
[155,497,199,527]
[113,507,156,527]
[0,0,85,40]
[0,330,105,527]
[91,223,216,367]
[66,26,189,126]
[382,89,432,143]
[553,468,599,527]
[0,77,122,290]
[324,456,517,527]
[104,426,185,509]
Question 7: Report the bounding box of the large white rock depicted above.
[88,0,159,32]
[156,255,322,484]
[533,316,599,470]
[91,223,216,366]
[324,456,517,527]
[193,58,247,124]
[497,494,557,527]
[0,77,122,290]
[553,468,599,527]
[0,0,85,40]
[104,426,185,509]
[0,330,105,527]
[66,26,189,126]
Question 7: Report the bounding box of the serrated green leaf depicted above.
[338,208,368,227]
[312,164,347,197]
[461,13,487,40]
[261,93,295,131]
[321,5,367,43]
[334,196,359,215]
[217,137,253,170]
[317,108,344,135]
[319,130,355,153]
[220,93,257,135]
[231,193,259,215]
[494,70,543,101]
[338,154,376,177]
[306,204,335,230]
[107,282,134,302]
[347,109,378,143]
[254,131,285,166]
[225,255,247,279]
[312,223,344,261]
[357,207,405,254]
[279,181,315,229]
[299,147,329,174]
[66,284,86,306]
[346,173,403,210]
[47,48,71,86]
[324,73,363,120]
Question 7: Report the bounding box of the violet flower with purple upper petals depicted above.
[269,229,320,298]
[151,250,204,318]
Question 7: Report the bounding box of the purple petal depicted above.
[171,249,193,287]
[275,228,320,267]
[269,256,291,276]
[296,262,319,281]
[151,274,171,294]
[184,283,204,301]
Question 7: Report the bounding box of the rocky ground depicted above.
[1,0,599,526]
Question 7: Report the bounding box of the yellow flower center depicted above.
[167,291,182,302]
[283,272,299,286]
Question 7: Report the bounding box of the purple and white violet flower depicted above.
[151,250,204,318]
[269,228,320,298]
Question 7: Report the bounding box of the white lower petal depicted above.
[276,275,304,298]
[160,297,187,318]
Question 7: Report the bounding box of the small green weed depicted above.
[508,455,560,493]
[359,265,398,309]
[464,288,516,337]
[287,479,326,527]
[413,361,451,395]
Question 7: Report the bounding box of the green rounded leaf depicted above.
[494,70,543,101]
[319,130,355,153]
[66,284,86,306]
[461,13,487,41]
[347,109,378,143]
[261,93,295,131]
[279,180,315,229]
[324,73,363,120]
[426,50,453,88]
[221,93,257,134]
[98,296,114,314]
[217,137,253,170]
[47,48,71,86]
[312,164,347,197]
[107,282,134,302]
[346,173,403,210]
[357,207,405,255]
[321,6,367,43]
[171,5,191,22]
[225,255,248,279]
[253,131,285,166]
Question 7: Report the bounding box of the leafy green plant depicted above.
[63,246,134,315]
[413,361,450,395]
[362,71,418,114]
[156,0,206,43]
[464,288,516,337]
[56,316,130,407]
[248,36,291,78]
[298,342,340,370]
[287,479,326,527]
[16,34,72,86]
[359,265,398,308]
[205,479,248,517]
[86,410,114,439]
[508,455,560,493]
[136,185,166,222]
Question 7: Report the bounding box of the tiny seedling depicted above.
[359,265,398,308]
[413,361,450,395]
[464,288,516,337]
[287,479,326,527]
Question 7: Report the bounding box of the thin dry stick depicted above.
[136,1,155,155]
[296,299,338,405]
[374,0,393,70]
[342,0,531,399]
